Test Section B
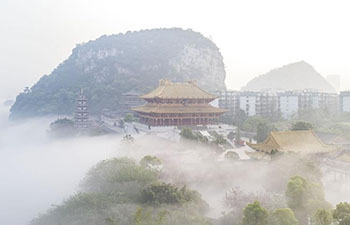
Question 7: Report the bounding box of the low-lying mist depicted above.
[0,105,117,225]
[1,103,350,225]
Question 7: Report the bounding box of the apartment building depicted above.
[340,91,350,112]
[239,92,277,117]
[217,90,240,117]
[218,89,338,120]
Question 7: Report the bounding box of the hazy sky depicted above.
[1,0,350,99]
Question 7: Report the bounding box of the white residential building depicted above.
[340,91,350,112]
[239,92,277,117]
[278,92,299,119]
[217,90,240,117]
[239,94,256,117]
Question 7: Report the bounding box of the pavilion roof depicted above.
[328,150,350,163]
[247,130,337,154]
[132,104,227,114]
[141,79,217,100]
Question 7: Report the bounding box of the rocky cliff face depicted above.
[169,45,226,91]
[10,28,226,119]
[241,61,335,93]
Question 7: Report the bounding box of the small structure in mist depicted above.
[74,88,90,132]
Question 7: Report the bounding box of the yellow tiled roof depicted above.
[141,79,217,99]
[247,130,337,154]
[132,103,227,114]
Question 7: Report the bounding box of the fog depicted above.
[1,101,350,225]
[0,104,117,225]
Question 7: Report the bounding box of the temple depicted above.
[132,80,227,126]
[247,130,337,155]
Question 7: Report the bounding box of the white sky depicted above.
[1,0,350,99]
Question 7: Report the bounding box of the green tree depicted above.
[242,201,269,225]
[270,208,299,225]
[285,176,330,225]
[334,202,350,225]
[49,118,76,138]
[133,207,152,225]
[313,209,332,225]
[255,122,270,142]
[196,133,209,144]
[180,128,197,141]
[81,157,160,199]
[235,127,242,146]
[340,216,350,225]
[180,128,208,144]
[285,176,308,209]
[225,151,239,160]
[227,131,235,140]
[140,155,162,169]
[233,109,247,128]
[124,113,137,122]
[291,121,313,131]
[140,183,204,206]
[214,135,227,145]
[243,116,267,132]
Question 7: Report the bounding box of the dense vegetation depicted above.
[28,144,350,225]
[10,28,226,119]
[48,118,76,138]
[30,157,209,225]
[222,173,350,225]
[180,127,227,147]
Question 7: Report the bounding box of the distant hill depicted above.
[3,99,14,107]
[241,61,335,93]
[10,28,226,119]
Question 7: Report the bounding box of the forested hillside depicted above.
[10,28,226,119]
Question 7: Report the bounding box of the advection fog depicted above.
[1,102,350,225]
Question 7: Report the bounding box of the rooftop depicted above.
[133,104,227,114]
[141,79,217,100]
[247,130,337,154]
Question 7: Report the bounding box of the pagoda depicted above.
[74,88,90,131]
[132,80,227,126]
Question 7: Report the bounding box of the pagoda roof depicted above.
[141,80,217,100]
[132,104,227,114]
[247,130,337,154]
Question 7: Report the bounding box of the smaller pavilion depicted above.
[247,130,337,155]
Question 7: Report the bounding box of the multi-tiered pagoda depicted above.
[132,80,227,126]
[74,88,90,131]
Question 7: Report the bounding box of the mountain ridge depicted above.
[241,61,335,93]
[10,28,226,119]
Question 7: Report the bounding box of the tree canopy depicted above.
[242,201,269,225]
[313,209,332,225]
[31,156,210,225]
[285,176,330,225]
[334,202,350,225]
[291,121,313,131]
[49,118,75,138]
[270,208,298,225]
